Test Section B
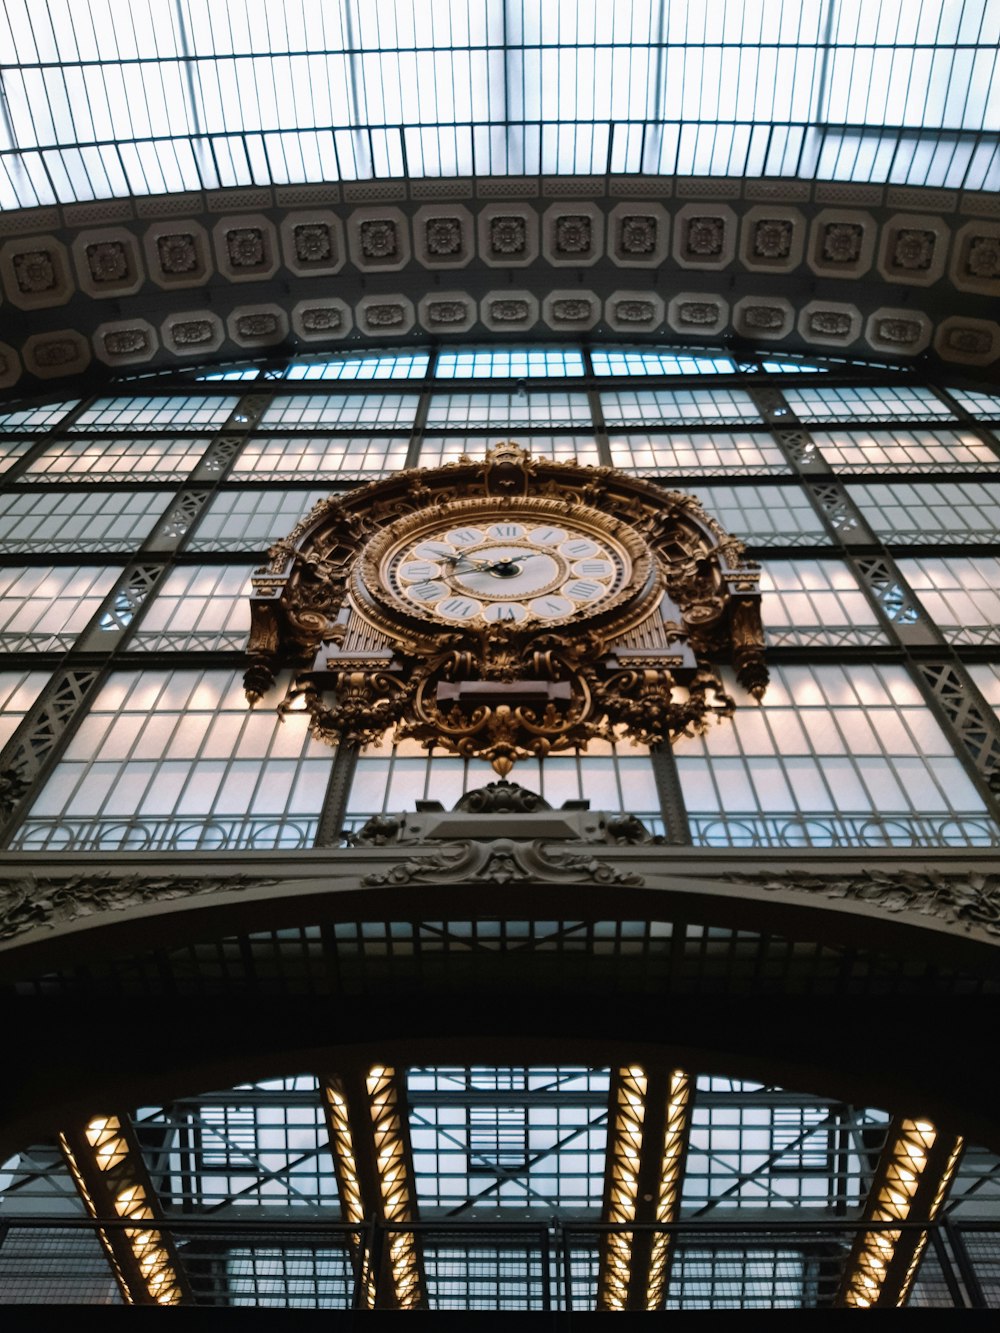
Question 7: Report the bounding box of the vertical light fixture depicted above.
[840,1118,963,1308]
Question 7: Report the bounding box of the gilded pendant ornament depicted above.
[245,443,767,775]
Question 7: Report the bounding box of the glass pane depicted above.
[609,432,789,476]
[0,564,119,650]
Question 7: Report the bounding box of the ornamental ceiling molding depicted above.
[0,177,998,396]
[244,444,768,776]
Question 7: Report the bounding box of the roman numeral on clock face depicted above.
[438,596,480,619]
[483,601,526,623]
[446,527,484,547]
[408,580,447,601]
[561,539,598,558]
[564,580,604,601]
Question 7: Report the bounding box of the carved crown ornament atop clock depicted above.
[244,443,768,776]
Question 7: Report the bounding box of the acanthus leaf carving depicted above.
[728,867,1000,938]
[0,873,276,944]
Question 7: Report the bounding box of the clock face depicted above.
[382,517,629,626]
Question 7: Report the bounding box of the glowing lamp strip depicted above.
[59,1132,133,1304]
[63,1116,183,1306]
[323,1078,376,1310]
[323,1081,365,1226]
[645,1069,692,1310]
[602,1065,648,1311]
[843,1119,961,1309]
[898,1135,964,1305]
[366,1065,422,1310]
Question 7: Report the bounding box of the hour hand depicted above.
[443,552,490,571]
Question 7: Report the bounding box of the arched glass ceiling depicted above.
[1,0,998,209]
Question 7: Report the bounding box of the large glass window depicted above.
[601,389,762,427]
[608,431,789,476]
[847,480,1000,544]
[130,564,254,652]
[0,488,171,552]
[232,435,410,482]
[675,664,998,848]
[187,488,334,551]
[13,670,332,852]
[259,395,420,429]
[22,435,212,483]
[781,386,954,423]
[417,434,600,468]
[760,560,888,649]
[687,484,831,546]
[0,670,49,749]
[426,393,592,428]
[286,351,429,381]
[69,397,239,432]
[0,402,78,433]
[1,2,997,207]
[592,348,737,376]
[809,428,998,474]
[436,348,585,378]
[345,735,661,835]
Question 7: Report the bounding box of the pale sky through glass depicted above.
[0,0,998,206]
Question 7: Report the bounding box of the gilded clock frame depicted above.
[245,443,768,775]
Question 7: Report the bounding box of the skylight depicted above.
[1,0,998,208]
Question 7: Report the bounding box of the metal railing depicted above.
[0,1216,997,1309]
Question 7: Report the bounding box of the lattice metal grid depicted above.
[407,1067,609,1218]
[681,1077,889,1215]
[663,1244,829,1309]
[132,1076,341,1215]
[8,1069,993,1308]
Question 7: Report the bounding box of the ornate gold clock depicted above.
[246,443,767,775]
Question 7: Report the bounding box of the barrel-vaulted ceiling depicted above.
[1,0,999,397]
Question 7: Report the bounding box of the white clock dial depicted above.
[383,514,630,626]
